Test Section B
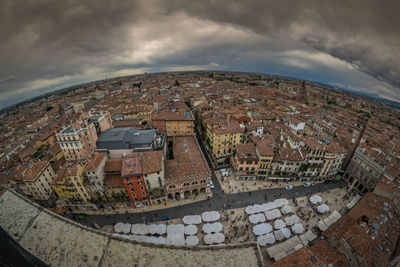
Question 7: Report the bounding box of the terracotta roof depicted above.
[84,153,106,172]
[121,153,141,177]
[236,143,258,161]
[18,160,48,181]
[104,159,122,173]
[103,174,124,187]
[142,151,163,174]
[256,143,274,157]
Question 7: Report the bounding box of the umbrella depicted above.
[249,213,266,224]
[281,227,291,238]
[184,224,198,235]
[185,235,199,246]
[253,223,273,236]
[274,219,286,230]
[310,195,322,204]
[202,222,223,234]
[257,233,276,246]
[281,205,292,214]
[317,204,330,213]
[292,223,304,234]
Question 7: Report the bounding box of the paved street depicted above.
[66,125,347,227]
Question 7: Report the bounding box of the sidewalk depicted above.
[71,192,211,215]
[215,169,316,194]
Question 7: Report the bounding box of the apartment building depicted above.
[256,143,274,180]
[16,160,57,203]
[153,107,195,137]
[52,163,91,202]
[233,143,259,181]
[83,152,107,196]
[206,121,244,165]
[55,113,98,161]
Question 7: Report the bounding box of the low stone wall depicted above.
[0,189,263,267]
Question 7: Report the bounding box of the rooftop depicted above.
[97,127,156,150]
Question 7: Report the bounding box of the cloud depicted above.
[0,0,399,109]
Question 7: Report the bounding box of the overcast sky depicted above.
[0,0,399,109]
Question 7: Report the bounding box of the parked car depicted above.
[303,182,311,187]
[209,182,215,189]
[311,183,316,186]
[285,185,293,190]
[162,216,169,221]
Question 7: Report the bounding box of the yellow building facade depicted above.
[52,164,91,202]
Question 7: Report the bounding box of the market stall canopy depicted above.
[274,219,286,230]
[262,202,278,211]
[264,209,282,220]
[292,223,304,234]
[201,211,220,222]
[148,224,166,235]
[281,227,291,238]
[253,223,273,236]
[114,222,131,234]
[274,198,289,208]
[185,235,199,246]
[202,222,223,234]
[166,236,185,246]
[285,215,300,226]
[184,224,198,235]
[182,215,202,225]
[281,205,292,214]
[249,213,266,224]
[310,195,322,204]
[131,224,149,235]
[204,233,225,244]
[167,224,185,238]
[146,236,166,244]
[317,204,330,213]
[257,233,276,246]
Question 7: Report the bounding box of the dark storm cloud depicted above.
[162,0,400,88]
[0,0,399,108]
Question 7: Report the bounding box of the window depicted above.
[140,186,144,190]
[142,192,146,196]
[130,188,134,192]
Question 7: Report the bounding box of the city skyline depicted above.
[1,0,399,109]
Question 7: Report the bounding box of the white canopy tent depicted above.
[185,235,199,246]
[148,224,167,235]
[281,227,291,239]
[182,215,202,225]
[201,211,220,222]
[257,233,276,246]
[317,204,330,213]
[184,224,198,235]
[146,236,166,244]
[280,205,292,214]
[253,223,273,236]
[273,230,284,241]
[202,222,223,234]
[166,236,185,246]
[292,223,304,234]
[274,219,286,230]
[310,195,322,204]
[264,209,282,220]
[204,233,225,245]
[131,224,149,235]
[114,222,131,234]
[262,202,278,211]
[284,215,300,226]
[274,198,289,208]
[167,224,185,238]
[249,213,266,224]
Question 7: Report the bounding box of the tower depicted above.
[297,81,307,102]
